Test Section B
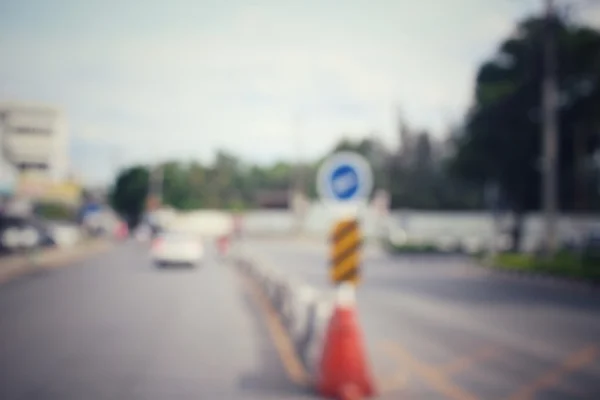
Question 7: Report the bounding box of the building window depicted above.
[18,162,49,171]
[12,127,51,135]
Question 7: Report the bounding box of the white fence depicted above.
[151,205,600,252]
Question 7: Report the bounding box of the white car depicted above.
[150,232,204,267]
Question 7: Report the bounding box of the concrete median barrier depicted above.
[305,298,335,375]
[233,251,334,381]
[287,283,316,338]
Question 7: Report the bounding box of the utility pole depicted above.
[294,113,304,197]
[292,112,306,235]
[541,0,560,257]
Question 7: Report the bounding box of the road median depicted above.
[0,239,113,285]
[231,246,335,386]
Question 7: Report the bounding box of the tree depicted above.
[110,166,149,228]
[108,126,498,214]
[213,151,240,208]
[451,15,600,251]
[415,133,433,170]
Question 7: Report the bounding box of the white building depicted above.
[0,101,69,182]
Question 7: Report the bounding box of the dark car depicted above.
[0,215,55,254]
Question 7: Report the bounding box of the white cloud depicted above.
[578,2,600,28]
[0,0,553,184]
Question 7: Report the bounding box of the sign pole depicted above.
[316,151,373,287]
[329,218,362,285]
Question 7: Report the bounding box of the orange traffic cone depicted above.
[317,283,376,399]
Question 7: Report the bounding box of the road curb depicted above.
[0,240,114,285]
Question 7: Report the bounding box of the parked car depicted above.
[46,221,82,248]
[150,231,204,267]
[0,215,54,253]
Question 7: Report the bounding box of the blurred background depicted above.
[0,0,599,259]
[1,1,600,399]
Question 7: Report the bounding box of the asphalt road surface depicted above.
[245,238,600,399]
[0,240,315,400]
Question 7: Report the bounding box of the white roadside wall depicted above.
[169,210,233,237]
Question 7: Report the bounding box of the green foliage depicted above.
[385,242,444,254]
[34,202,75,221]
[110,166,150,227]
[492,252,600,282]
[450,15,600,250]
[452,16,600,210]
[109,132,489,216]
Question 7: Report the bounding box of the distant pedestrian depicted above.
[217,235,229,259]
[115,221,128,240]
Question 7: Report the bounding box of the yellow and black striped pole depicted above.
[329,218,362,285]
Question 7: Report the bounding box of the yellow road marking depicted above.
[507,344,599,400]
[240,273,311,387]
[376,370,409,395]
[440,345,499,375]
[382,340,480,400]
[375,342,410,395]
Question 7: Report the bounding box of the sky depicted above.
[0,0,599,185]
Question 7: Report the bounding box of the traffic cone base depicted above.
[317,285,376,399]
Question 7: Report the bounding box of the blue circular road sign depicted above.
[317,152,373,203]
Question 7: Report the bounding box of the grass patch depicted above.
[383,241,454,255]
[491,251,600,282]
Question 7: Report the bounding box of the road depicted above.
[2,236,599,400]
[0,241,315,400]
[245,238,600,399]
